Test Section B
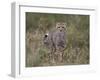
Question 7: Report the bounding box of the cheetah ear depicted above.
[64,27,67,32]
[56,26,58,29]
[64,23,67,31]
[64,22,67,26]
[56,24,58,29]
[55,22,60,29]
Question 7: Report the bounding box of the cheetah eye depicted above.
[62,27,64,28]
[58,27,60,28]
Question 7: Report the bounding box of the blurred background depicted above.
[25,12,89,67]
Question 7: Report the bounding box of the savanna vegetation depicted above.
[25,12,89,67]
